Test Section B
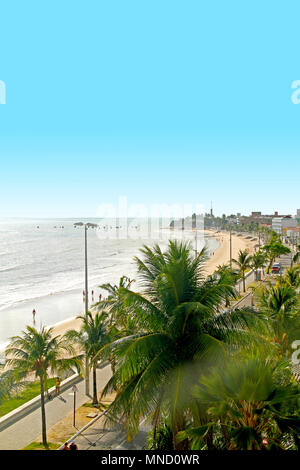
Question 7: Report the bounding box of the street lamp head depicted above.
[74,222,98,228]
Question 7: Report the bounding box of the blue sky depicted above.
[0,0,299,218]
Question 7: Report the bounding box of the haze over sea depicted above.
[0,218,219,350]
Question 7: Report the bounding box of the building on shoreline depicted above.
[272,216,300,237]
[238,211,291,225]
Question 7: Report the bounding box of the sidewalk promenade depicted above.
[72,417,149,450]
[0,364,112,450]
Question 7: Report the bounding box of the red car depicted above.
[271,263,281,274]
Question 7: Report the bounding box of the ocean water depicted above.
[0,218,219,350]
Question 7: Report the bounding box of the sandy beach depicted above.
[203,229,258,275]
[50,315,85,337]
[50,230,258,339]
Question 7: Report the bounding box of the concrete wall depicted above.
[0,371,81,431]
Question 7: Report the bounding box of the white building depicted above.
[272,217,297,235]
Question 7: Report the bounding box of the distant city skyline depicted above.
[0,1,300,218]
[0,206,299,220]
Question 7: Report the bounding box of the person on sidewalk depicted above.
[69,441,78,451]
[55,376,61,396]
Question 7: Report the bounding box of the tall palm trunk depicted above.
[267,257,274,274]
[242,271,246,292]
[109,353,116,374]
[205,428,216,450]
[172,414,189,450]
[44,376,49,399]
[39,376,47,447]
[92,361,98,405]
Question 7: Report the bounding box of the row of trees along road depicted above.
[2,236,299,450]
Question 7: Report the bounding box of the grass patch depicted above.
[82,402,100,408]
[234,294,243,300]
[23,441,59,450]
[0,378,56,418]
[82,402,108,411]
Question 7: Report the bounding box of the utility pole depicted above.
[74,221,98,396]
[69,385,78,427]
[229,226,232,267]
[84,224,89,314]
[84,224,89,396]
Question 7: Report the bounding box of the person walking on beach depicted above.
[32,309,36,325]
[91,289,94,300]
[55,376,61,396]
[69,441,78,450]
[83,290,85,302]
[99,293,102,302]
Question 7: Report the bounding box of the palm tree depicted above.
[97,277,137,374]
[215,264,240,306]
[282,265,300,289]
[0,369,27,405]
[98,275,135,331]
[97,240,266,449]
[5,326,77,447]
[258,226,265,245]
[255,282,299,319]
[100,275,134,300]
[251,251,266,281]
[263,237,291,273]
[254,282,300,355]
[65,312,111,405]
[232,249,253,292]
[179,358,300,450]
[291,244,300,267]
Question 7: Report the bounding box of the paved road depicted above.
[232,252,293,310]
[72,417,149,450]
[276,252,293,272]
[0,364,112,450]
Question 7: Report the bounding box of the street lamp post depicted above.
[229,226,232,267]
[74,221,98,396]
[72,384,78,427]
[194,229,198,259]
[84,224,88,317]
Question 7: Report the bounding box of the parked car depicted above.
[271,263,281,274]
